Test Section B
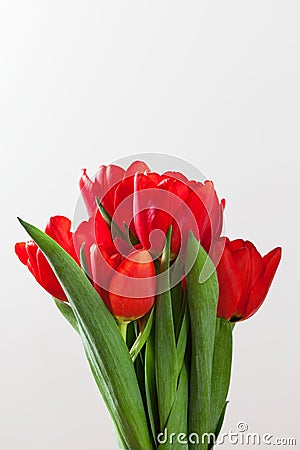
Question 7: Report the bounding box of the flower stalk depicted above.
[118,321,128,343]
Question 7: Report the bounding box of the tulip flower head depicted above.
[214,238,282,321]
[76,160,226,321]
[109,249,156,322]
[15,216,79,301]
[15,160,281,326]
[74,210,157,322]
[79,161,225,259]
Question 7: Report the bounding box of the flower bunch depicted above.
[16,160,281,450]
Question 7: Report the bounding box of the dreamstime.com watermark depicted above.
[157,422,297,446]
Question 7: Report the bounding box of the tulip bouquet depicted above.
[16,160,281,450]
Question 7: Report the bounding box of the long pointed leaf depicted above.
[176,304,189,378]
[208,402,229,450]
[18,218,152,450]
[54,298,79,333]
[145,326,159,446]
[210,318,232,434]
[155,228,178,431]
[54,300,128,448]
[157,362,189,450]
[185,232,218,450]
[130,307,154,362]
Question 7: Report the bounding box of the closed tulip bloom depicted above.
[109,249,156,322]
[215,238,282,321]
[15,216,79,301]
[74,211,156,321]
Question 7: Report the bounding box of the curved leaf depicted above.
[155,228,178,431]
[210,318,232,434]
[18,218,152,450]
[185,232,218,450]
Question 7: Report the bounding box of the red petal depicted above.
[109,249,156,321]
[45,216,71,241]
[114,175,134,209]
[227,239,245,252]
[80,165,125,217]
[158,175,191,254]
[231,247,251,318]
[163,171,189,183]
[214,240,243,320]
[201,181,222,237]
[146,172,162,184]
[158,176,190,203]
[45,216,78,262]
[16,241,41,287]
[242,247,282,320]
[73,217,99,275]
[133,173,172,253]
[263,246,282,271]
[15,242,29,265]
[90,243,121,295]
[95,210,114,246]
[125,160,150,176]
[96,165,125,216]
[36,250,67,300]
[25,241,40,281]
[79,169,96,216]
[186,181,215,251]
[114,175,136,232]
[74,212,113,262]
[200,181,224,248]
[244,241,264,289]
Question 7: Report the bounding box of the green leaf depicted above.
[96,197,113,229]
[155,227,178,431]
[54,298,79,333]
[126,320,137,350]
[80,332,129,449]
[123,222,139,246]
[170,257,184,335]
[54,298,130,449]
[210,318,232,434]
[157,362,189,450]
[185,232,218,450]
[96,198,127,243]
[18,218,152,450]
[80,243,90,278]
[208,402,229,450]
[176,303,189,378]
[145,326,159,446]
[130,307,154,362]
[53,299,128,448]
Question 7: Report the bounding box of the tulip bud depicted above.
[109,249,156,322]
[15,216,79,301]
[214,238,282,321]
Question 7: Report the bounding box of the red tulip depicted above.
[80,161,225,257]
[214,238,282,321]
[15,216,79,301]
[109,249,156,322]
[74,212,156,321]
[80,161,150,217]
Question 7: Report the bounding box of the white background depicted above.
[1,1,299,449]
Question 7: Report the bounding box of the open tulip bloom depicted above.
[16,160,281,450]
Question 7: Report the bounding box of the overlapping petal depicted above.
[15,216,79,301]
[80,161,225,259]
[215,238,282,321]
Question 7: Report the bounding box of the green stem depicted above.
[118,321,128,343]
